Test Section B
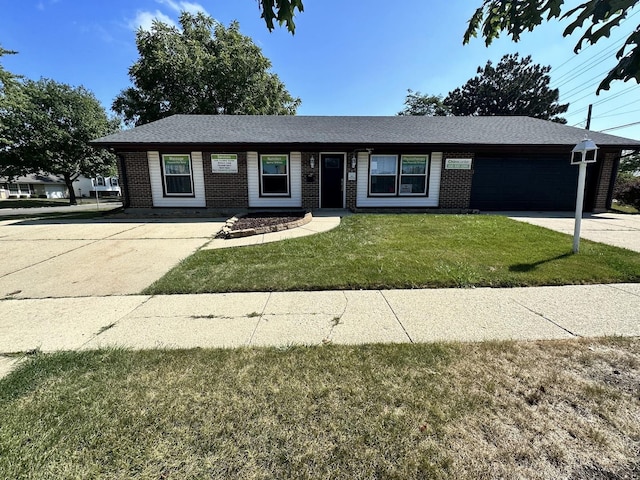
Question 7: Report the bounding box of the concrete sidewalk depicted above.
[1,283,638,376]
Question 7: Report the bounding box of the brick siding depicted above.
[301,152,320,210]
[203,152,249,209]
[119,152,152,208]
[593,151,616,212]
[346,155,357,210]
[439,152,474,209]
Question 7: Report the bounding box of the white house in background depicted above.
[0,174,68,199]
[74,175,121,198]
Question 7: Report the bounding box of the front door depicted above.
[320,154,344,208]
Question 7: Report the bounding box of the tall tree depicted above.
[464,0,639,92]
[0,79,119,205]
[397,90,451,116]
[113,12,300,126]
[0,46,24,149]
[444,54,569,122]
[0,46,20,92]
[619,152,640,174]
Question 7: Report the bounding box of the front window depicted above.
[399,155,428,195]
[95,176,105,187]
[162,154,193,195]
[260,154,289,195]
[110,177,119,187]
[369,155,398,195]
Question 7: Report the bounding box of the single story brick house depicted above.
[92,115,640,212]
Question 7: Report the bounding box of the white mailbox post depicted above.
[571,138,598,253]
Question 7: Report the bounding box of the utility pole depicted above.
[585,104,593,130]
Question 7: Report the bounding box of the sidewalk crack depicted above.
[604,284,640,298]
[512,299,581,337]
[324,291,349,343]
[380,291,413,343]
[78,295,154,350]
[247,292,271,345]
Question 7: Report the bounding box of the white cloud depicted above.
[128,10,177,31]
[156,0,208,15]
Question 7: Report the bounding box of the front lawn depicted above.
[1,339,638,479]
[144,214,640,294]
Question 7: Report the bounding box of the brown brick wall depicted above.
[119,152,152,208]
[439,152,474,209]
[346,153,357,210]
[202,152,249,209]
[301,152,320,210]
[593,152,616,212]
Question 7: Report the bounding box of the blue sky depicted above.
[1,0,639,140]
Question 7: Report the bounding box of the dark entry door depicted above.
[321,154,344,208]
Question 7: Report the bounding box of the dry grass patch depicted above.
[0,338,638,479]
[441,338,640,479]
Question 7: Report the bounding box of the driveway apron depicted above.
[0,218,224,298]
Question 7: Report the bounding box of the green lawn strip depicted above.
[144,214,640,294]
[1,339,638,479]
[611,203,639,214]
[0,199,73,209]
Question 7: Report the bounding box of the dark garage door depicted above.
[470,156,597,211]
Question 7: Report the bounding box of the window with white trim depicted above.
[399,155,428,195]
[110,177,119,187]
[260,154,289,195]
[369,155,398,195]
[162,154,194,195]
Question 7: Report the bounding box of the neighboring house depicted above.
[73,175,121,198]
[91,115,640,212]
[0,174,68,199]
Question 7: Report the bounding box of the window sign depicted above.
[211,154,238,173]
[260,154,289,195]
[445,158,472,170]
[400,155,428,195]
[369,154,429,196]
[162,154,193,195]
[261,155,288,175]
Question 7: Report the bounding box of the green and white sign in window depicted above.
[369,154,429,196]
[260,154,289,195]
[162,154,193,195]
[211,154,238,173]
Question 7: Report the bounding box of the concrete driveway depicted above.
[502,212,640,252]
[0,217,224,298]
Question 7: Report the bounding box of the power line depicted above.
[598,120,640,132]
[595,106,640,119]
[564,84,640,118]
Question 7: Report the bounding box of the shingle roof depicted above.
[93,115,640,148]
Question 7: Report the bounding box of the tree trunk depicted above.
[63,173,77,205]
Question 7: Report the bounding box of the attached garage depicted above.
[470,155,601,211]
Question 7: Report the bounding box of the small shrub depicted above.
[613,174,640,209]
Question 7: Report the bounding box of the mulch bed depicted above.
[230,211,306,231]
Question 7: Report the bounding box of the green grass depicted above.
[0,198,97,208]
[144,214,640,294]
[1,339,638,479]
[611,202,639,214]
